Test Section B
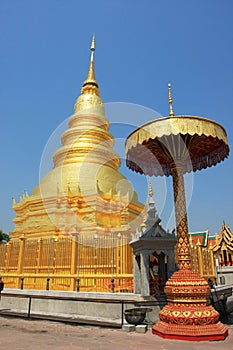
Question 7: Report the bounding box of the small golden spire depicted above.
[77,183,81,196]
[81,35,99,94]
[56,183,61,206]
[67,183,72,197]
[189,234,193,246]
[168,83,174,117]
[56,183,61,196]
[96,180,103,195]
[148,181,153,197]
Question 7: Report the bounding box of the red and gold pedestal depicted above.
[152,269,228,341]
[152,166,228,341]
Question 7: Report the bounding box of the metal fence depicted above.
[0,232,134,293]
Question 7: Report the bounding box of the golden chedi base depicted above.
[152,269,228,341]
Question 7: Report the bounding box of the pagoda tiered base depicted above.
[152,269,228,341]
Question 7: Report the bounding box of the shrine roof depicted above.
[206,235,216,248]
[212,223,233,252]
[189,230,209,247]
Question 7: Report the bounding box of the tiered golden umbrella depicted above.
[125,85,229,341]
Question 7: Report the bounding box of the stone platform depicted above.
[0,289,164,327]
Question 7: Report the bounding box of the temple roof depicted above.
[189,230,209,247]
[188,224,233,251]
[212,223,233,252]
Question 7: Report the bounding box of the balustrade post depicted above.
[70,234,78,291]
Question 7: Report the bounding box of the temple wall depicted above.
[215,266,233,285]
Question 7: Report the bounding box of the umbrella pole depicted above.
[152,162,228,341]
[171,164,191,270]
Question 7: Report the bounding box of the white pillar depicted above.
[133,254,141,294]
[140,251,150,296]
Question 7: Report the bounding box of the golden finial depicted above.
[89,34,95,63]
[140,222,146,232]
[56,183,62,206]
[168,83,174,117]
[91,34,95,52]
[96,180,103,195]
[189,234,193,246]
[56,183,61,196]
[81,35,99,94]
[148,181,153,197]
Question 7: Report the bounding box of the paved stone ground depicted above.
[1,295,232,350]
[0,316,233,350]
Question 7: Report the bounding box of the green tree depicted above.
[0,230,10,243]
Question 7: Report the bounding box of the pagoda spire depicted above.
[148,180,155,206]
[81,35,100,95]
[144,180,160,227]
[148,181,153,197]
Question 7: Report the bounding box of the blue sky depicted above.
[0,0,232,235]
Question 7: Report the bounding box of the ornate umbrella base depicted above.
[152,269,228,341]
[152,321,228,341]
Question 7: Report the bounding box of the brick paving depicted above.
[0,316,233,350]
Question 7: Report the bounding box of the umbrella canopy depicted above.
[126,115,229,177]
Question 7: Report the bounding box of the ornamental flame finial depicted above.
[168,83,174,117]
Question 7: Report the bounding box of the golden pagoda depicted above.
[1,37,144,292]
